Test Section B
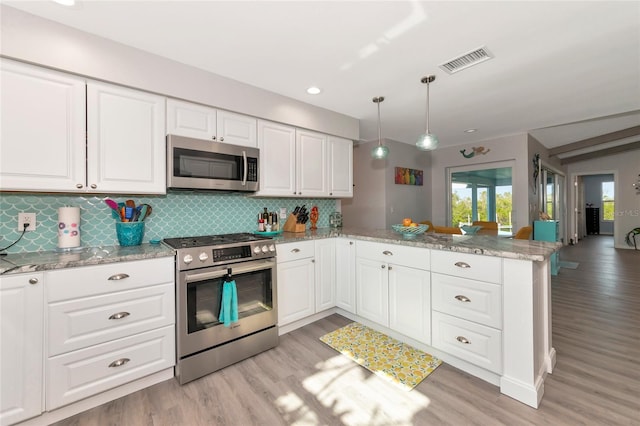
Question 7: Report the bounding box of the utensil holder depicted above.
[283,214,306,233]
[115,222,145,246]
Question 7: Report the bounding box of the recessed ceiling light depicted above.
[52,0,75,5]
[306,86,322,95]
[464,128,477,133]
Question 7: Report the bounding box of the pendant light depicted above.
[416,75,439,151]
[371,96,389,159]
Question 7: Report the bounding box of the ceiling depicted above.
[6,1,640,159]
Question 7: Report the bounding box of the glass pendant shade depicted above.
[370,96,389,159]
[371,144,389,159]
[416,75,438,151]
[416,133,439,150]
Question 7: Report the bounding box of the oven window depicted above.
[174,148,242,181]
[186,268,273,333]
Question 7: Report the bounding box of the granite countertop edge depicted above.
[1,227,561,275]
[273,227,561,262]
[0,243,175,275]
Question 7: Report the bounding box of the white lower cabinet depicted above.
[0,273,44,425]
[47,326,174,410]
[389,264,431,344]
[355,257,389,326]
[335,238,356,314]
[277,241,315,326]
[430,252,503,373]
[314,239,336,312]
[44,257,175,412]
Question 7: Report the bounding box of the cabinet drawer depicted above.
[277,240,315,263]
[431,251,501,283]
[356,241,430,270]
[432,273,502,329]
[47,257,174,302]
[46,325,175,410]
[432,311,502,374]
[48,283,175,356]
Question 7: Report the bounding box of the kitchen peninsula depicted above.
[274,228,560,409]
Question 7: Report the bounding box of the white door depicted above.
[216,110,257,148]
[314,239,336,312]
[0,273,44,425]
[0,59,86,192]
[276,258,315,326]
[327,136,353,198]
[355,257,389,326]
[256,120,296,196]
[296,130,327,197]
[87,81,166,194]
[166,98,217,141]
[389,264,431,343]
[335,238,356,313]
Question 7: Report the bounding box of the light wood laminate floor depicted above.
[54,236,639,425]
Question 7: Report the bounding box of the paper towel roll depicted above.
[58,207,81,249]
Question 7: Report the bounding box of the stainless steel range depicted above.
[163,233,278,385]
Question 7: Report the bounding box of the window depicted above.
[450,165,513,234]
[602,181,614,221]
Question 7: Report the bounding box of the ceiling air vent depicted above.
[439,46,493,74]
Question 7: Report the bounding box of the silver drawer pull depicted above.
[108,273,130,281]
[382,250,393,256]
[291,248,300,253]
[28,278,39,285]
[108,312,130,320]
[108,358,130,368]
[455,295,471,303]
[456,336,470,344]
[454,261,471,269]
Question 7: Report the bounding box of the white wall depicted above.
[429,134,530,231]
[566,149,640,249]
[342,141,387,229]
[0,5,358,140]
[342,138,430,229]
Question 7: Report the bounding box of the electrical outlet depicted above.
[18,213,36,231]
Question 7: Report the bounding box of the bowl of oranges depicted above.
[392,218,429,238]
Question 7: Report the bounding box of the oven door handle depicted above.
[242,150,247,186]
[185,260,274,283]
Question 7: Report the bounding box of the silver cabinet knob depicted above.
[76,183,84,189]
[381,265,386,269]
[28,278,39,285]
[90,184,97,189]
[220,137,224,142]
[212,136,217,141]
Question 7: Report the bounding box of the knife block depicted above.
[283,214,306,233]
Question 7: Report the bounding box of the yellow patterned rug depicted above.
[319,322,442,391]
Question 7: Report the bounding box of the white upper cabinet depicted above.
[87,81,166,194]
[327,136,353,197]
[296,130,328,197]
[0,59,86,192]
[166,99,257,148]
[256,120,297,196]
[257,121,352,198]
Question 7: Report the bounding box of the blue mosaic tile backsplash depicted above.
[0,193,337,253]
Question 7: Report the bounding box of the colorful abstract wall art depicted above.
[395,167,423,186]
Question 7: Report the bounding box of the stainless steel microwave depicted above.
[167,135,259,192]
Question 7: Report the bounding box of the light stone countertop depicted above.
[0,243,175,275]
[273,227,562,262]
[0,227,561,275]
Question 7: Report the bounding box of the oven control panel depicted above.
[177,241,276,270]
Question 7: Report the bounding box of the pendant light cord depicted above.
[425,81,430,134]
[377,100,382,147]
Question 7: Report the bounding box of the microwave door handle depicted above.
[242,151,247,186]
